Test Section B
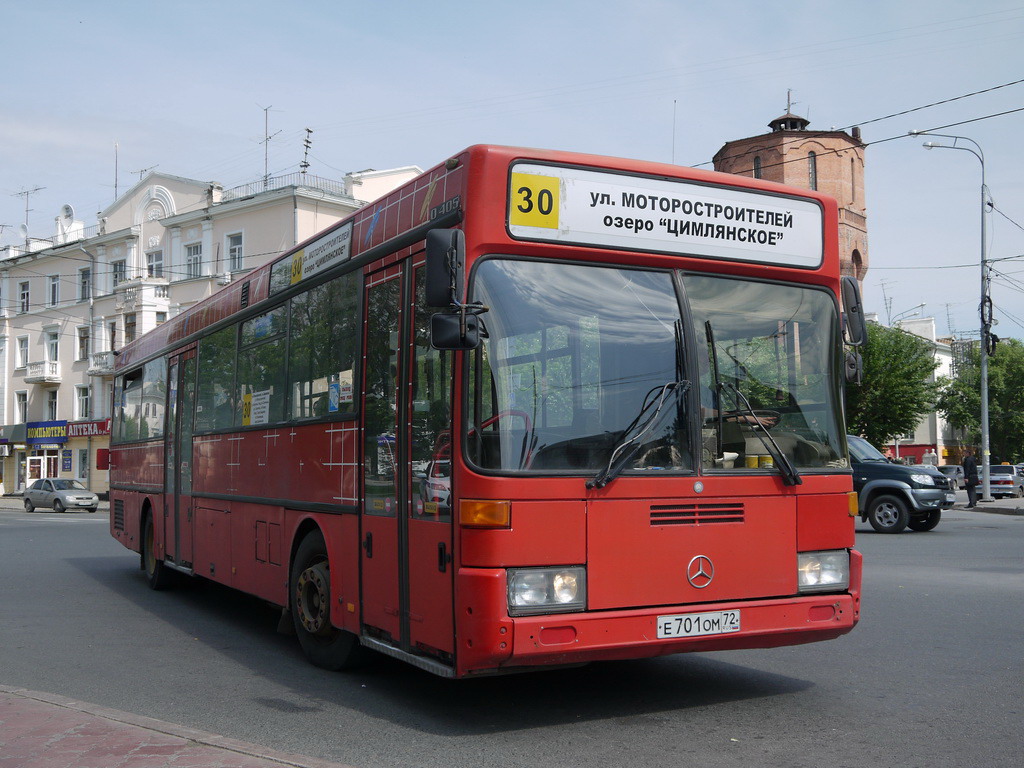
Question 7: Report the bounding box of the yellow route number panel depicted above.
[509,173,560,230]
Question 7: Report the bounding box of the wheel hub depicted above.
[296,561,331,636]
[877,504,898,526]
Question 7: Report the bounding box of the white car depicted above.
[24,478,99,513]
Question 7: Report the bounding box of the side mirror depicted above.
[425,229,465,307]
[840,276,867,347]
[431,313,479,350]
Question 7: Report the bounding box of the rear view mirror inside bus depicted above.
[430,312,480,350]
[425,228,465,307]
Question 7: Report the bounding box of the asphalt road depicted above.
[0,498,1021,768]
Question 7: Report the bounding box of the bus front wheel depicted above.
[290,530,362,670]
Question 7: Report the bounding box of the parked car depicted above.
[23,478,99,513]
[988,464,1024,498]
[935,464,966,489]
[848,435,955,533]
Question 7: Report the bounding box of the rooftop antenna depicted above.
[113,141,119,200]
[258,104,282,190]
[130,164,158,182]
[300,128,313,175]
[12,186,45,237]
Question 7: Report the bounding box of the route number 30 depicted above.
[509,173,560,229]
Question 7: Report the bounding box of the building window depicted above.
[76,385,91,420]
[808,151,818,191]
[48,275,60,307]
[125,313,137,344]
[19,282,29,313]
[186,243,202,279]
[46,331,59,362]
[753,156,762,179]
[108,320,117,352]
[112,259,127,286]
[16,337,28,368]
[78,448,89,480]
[147,250,163,278]
[156,311,167,325]
[16,392,27,423]
[78,327,90,360]
[79,268,91,301]
[228,233,244,271]
[47,390,58,421]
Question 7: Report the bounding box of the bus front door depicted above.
[361,262,454,664]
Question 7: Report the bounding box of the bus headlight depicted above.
[797,550,850,593]
[507,566,586,616]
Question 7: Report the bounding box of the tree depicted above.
[937,337,1024,463]
[845,322,941,447]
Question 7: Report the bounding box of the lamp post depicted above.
[891,302,926,326]
[910,131,991,501]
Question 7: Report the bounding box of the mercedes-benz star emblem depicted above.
[686,555,714,588]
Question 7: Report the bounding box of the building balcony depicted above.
[25,361,62,385]
[88,351,116,376]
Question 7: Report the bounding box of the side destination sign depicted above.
[290,221,354,285]
[507,163,823,268]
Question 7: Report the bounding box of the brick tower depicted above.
[712,108,868,283]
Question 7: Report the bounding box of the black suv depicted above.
[848,435,956,533]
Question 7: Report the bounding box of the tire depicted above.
[24,498,34,513]
[867,494,910,533]
[908,510,941,532]
[290,530,363,670]
[142,513,173,590]
[53,499,65,514]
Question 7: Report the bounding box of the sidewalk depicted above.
[0,686,353,768]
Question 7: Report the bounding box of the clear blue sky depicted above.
[2,1,1023,339]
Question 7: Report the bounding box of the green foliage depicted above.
[937,337,1024,463]
[845,323,940,446]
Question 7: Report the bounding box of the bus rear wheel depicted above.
[143,512,173,590]
[290,530,362,670]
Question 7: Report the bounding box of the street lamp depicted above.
[891,302,926,326]
[910,130,991,501]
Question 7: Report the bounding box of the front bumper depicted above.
[911,487,955,510]
[457,550,862,676]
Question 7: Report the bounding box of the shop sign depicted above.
[67,419,112,438]
[26,421,69,445]
[62,449,72,472]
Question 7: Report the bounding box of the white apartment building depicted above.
[0,166,420,496]
[884,316,960,465]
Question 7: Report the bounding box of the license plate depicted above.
[945,493,955,502]
[656,610,741,639]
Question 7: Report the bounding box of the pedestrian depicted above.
[962,446,979,508]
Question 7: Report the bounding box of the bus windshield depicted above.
[467,259,845,475]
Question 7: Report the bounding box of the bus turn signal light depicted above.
[848,492,859,517]
[460,499,511,528]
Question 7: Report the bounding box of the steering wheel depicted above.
[721,409,781,427]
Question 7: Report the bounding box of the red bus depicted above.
[110,145,866,678]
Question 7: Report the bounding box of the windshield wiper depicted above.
[720,382,802,486]
[587,380,690,490]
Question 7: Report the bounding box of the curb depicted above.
[0,685,356,768]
